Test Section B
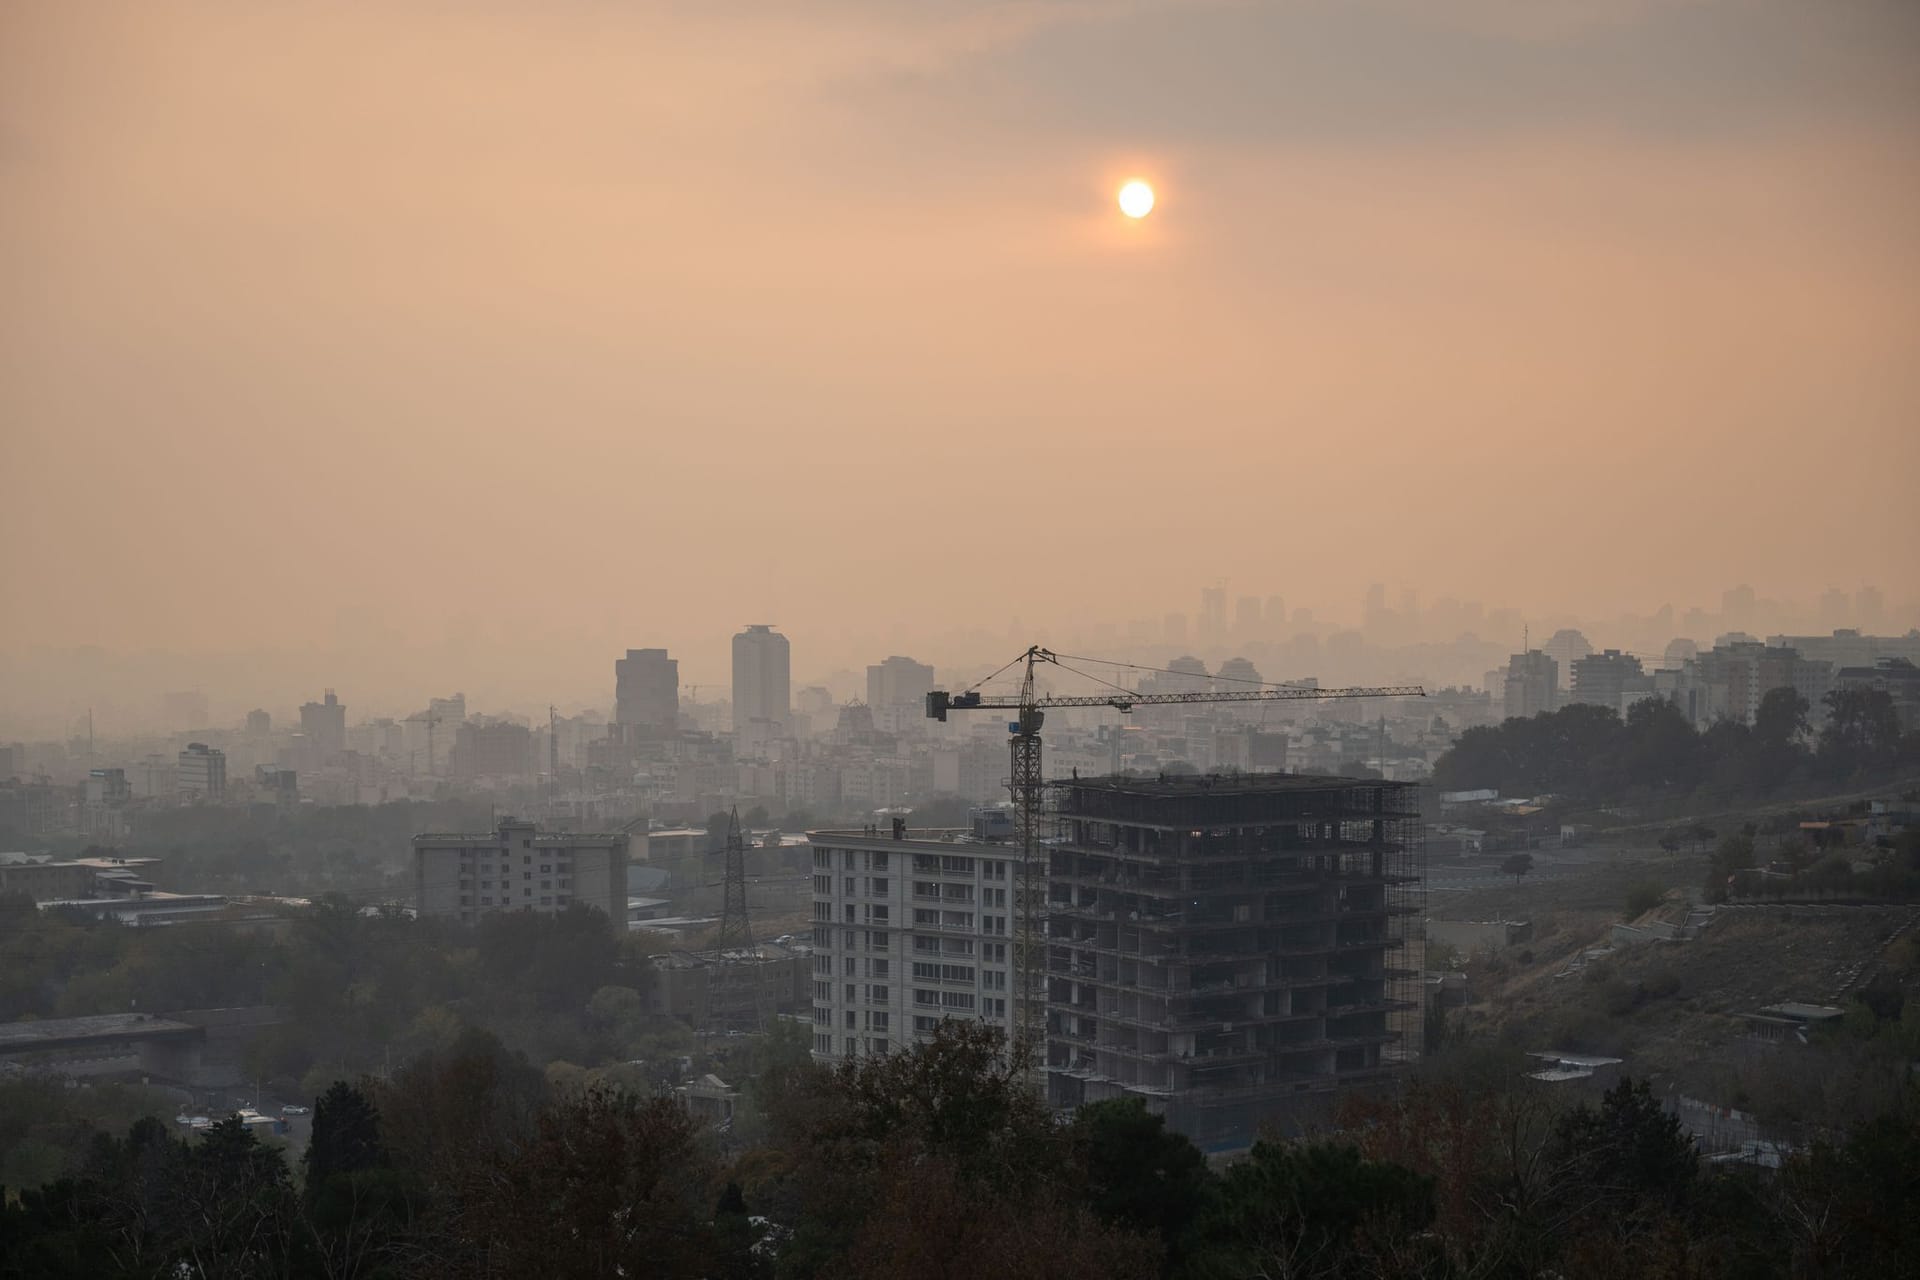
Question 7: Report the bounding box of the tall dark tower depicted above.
[716,806,754,953]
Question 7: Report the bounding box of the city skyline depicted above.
[4,1,1917,714]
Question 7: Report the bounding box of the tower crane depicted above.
[926,646,1425,1055]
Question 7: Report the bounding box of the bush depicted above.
[1625,881,1666,918]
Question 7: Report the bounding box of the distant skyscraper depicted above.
[245,708,272,736]
[1541,630,1593,692]
[1503,651,1558,720]
[1234,596,1261,637]
[299,690,347,756]
[1199,588,1227,642]
[614,649,679,738]
[866,656,936,717]
[1264,595,1286,637]
[732,626,791,736]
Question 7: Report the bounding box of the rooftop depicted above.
[1051,772,1417,798]
[0,1012,202,1051]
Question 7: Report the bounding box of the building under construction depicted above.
[1045,773,1423,1150]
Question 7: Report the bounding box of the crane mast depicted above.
[926,646,1425,1066]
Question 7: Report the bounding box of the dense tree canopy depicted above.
[1432,688,1916,805]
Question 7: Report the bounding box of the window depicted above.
[539,896,552,906]
[812,926,832,948]
[985,860,1006,880]
[867,850,889,871]
[941,855,973,874]
[812,875,831,895]
[869,958,889,979]
[815,980,832,1002]
[844,904,856,923]
[914,989,939,1007]
[941,991,976,1010]
[480,896,493,906]
[913,936,940,954]
[845,1010,857,1029]
[844,877,856,896]
[913,881,940,899]
[845,984,857,1003]
[913,855,941,874]
[813,1006,829,1024]
[541,880,551,890]
[844,956,857,976]
[866,905,889,924]
[458,895,471,906]
[914,909,940,926]
[539,864,551,874]
[814,849,833,869]
[867,930,890,950]
[984,969,1006,990]
[942,884,974,902]
[815,955,833,974]
[870,877,889,896]
[843,850,856,870]
[913,1016,940,1033]
[867,985,889,1002]
[812,902,832,922]
[869,1011,890,1032]
[524,871,532,880]
[941,911,974,929]
[814,1034,832,1055]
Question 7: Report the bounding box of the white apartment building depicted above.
[808,828,1018,1061]
[413,817,628,929]
[176,742,227,802]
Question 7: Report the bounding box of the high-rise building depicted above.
[807,826,1019,1062]
[176,742,227,801]
[1264,596,1287,638]
[866,656,936,724]
[1046,773,1423,1149]
[1541,630,1593,691]
[1198,588,1228,642]
[413,818,629,929]
[1234,596,1262,637]
[245,709,272,736]
[299,691,347,757]
[615,649,679,737]
[1568,650,1648,716]
[450,719,534,780]
[1503,651,1557,720]
[732,626,791,737]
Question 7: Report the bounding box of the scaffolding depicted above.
[1043,773,1424,1149]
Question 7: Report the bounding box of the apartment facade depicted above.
[176,743,227,802]
[413,818,628,928]
[1045,774,1423,1150]
[732,625,791,737]
[806,828,1018,1061]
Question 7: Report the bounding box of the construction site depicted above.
[1044,772,1424,1149]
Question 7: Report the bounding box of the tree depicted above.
[1689,824,1716,855]
[1183,1141,1437,1279]
[1500,853,1534,885]
[1069,1098,1210,1273]
[1658,830,1682,856]
[1818,687,1903,780]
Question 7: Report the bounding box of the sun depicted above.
[1118,180,1155,219]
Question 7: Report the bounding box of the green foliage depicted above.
[1183,1141,1437,1279]
[1070,1098,1209,1272]
[1625,880,1666,918]
[1433,685,1911,807]
[1500,852,1534,883]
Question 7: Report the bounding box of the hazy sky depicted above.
[4,0,1917,715]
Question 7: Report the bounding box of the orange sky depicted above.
[3,1,1917,717]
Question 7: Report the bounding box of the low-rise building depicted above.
[412,818,628,928]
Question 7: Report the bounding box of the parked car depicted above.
[280,1104,309,1116]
